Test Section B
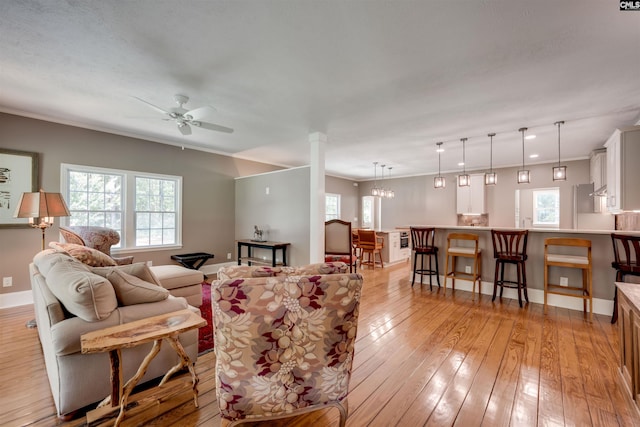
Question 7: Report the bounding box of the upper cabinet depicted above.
[456,174,486,214]
[605,126,640,213]
[590,149,607,213]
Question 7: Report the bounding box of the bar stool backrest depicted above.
[491,229,528,261]
[611,233,640,277]
[410,227,436,250]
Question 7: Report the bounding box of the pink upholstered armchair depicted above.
[212,271,363,426]
[59,226,134,265]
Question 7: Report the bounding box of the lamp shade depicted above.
[14,189,70,219]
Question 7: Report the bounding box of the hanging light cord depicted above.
[461,138,467,174]
[489,133,494,172]
[555,120,564,167]
[520,128,526,168]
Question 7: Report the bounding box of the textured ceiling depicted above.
[1,0,639,180]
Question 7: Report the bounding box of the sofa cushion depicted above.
[49,242,117,267]
[92,262,161,286]
[33,249,74,277]
[46,258,118,322]
[105,270,169,306]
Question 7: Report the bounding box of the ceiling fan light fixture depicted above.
[517,127,530,184]
[553,120,567,181]
[434,142,446,189]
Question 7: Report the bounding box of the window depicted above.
[62,164,182,250]
[533,188,560,228]
[325,193,340,221]
[362,196,374,229]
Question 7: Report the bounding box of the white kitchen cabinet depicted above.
[605,126,640,213]
[380,231,410,265]
[589,149,606,213]
[456,174,486,214]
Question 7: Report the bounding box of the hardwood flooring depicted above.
[1,262,638,426]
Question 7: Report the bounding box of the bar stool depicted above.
[544,238,592,318]
[611,233,640,323]
[357,229,384,269]
[443,233,482,297]
[410,227,440,289]
[491,229,529,307]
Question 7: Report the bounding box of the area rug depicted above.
[198,281,214,354]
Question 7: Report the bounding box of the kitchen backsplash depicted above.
[458,214,489,227]
[616,213,640,231]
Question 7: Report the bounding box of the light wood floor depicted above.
[2,262,639,427]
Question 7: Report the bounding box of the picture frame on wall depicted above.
[0,148,39,228]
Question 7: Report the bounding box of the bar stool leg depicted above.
[434,252,440,288]
[492,261,500,302]
[522,261,529,303]
[411,252,417,286]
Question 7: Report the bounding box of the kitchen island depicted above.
[404,225,640,316]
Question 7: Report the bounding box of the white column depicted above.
[309,132,326,263]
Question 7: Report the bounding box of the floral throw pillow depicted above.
[49,242,117,267]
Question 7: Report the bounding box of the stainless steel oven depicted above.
[400,231,409,249]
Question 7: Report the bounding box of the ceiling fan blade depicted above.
[177,122,192,135]
[131,96,171,115]
[192,120,234,134]
[183,105,217,121]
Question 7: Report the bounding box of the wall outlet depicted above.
[146,260,153,267]
[465,266,472,274]
[560,276,569,287]
[3,277,12,287]
[227,252,232,260]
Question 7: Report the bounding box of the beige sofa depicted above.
[30,249,200,417]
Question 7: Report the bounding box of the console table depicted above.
[237,239,290,267]
[81,309,206,426]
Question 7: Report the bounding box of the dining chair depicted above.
[324,219,357,272]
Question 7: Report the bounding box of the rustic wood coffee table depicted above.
[81,309,206,426]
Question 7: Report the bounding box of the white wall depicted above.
[235,167,311,265]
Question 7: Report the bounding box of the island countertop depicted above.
[400,225,640,236]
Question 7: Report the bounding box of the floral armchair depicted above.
[212,270,363,427]
[59,226,134,265]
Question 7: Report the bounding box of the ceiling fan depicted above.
[132,94,234,136]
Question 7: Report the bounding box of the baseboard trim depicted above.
[200,262,235,277]
[0,290,33,309]
[417,276,614,316]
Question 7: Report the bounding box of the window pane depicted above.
[134,176,179,247]
[533,189,560,226]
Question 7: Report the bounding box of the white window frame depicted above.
[325,193,341,221]
[61,163,182,252]
[532,187,560,228]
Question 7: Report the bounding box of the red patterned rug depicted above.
[198,281,214,354]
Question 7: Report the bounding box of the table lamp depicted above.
[14,189,71,250]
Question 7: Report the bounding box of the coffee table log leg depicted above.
[160,335,200,407]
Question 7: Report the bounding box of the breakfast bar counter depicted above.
[403,225,640,315]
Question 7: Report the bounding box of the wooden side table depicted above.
[81,309,206,426]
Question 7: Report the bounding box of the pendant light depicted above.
[517,127,530,184]
[484,132,497,185]
[552,120,567,181]
[371,162,382,196]
[458,138,470,187]
[386,167,395,198]
[434,142,446,189]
